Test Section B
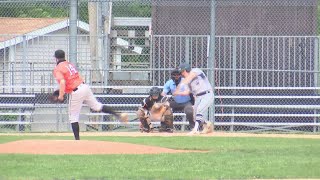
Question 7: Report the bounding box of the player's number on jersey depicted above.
[66,64,78,76]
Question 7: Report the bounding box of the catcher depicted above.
[136,87,174,133]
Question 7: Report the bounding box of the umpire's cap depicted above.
[171,69,180,76]
[149,86,160,96]
[177,63,191,73]
[54,49,65,59]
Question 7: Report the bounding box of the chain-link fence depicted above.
[0,0,320,133]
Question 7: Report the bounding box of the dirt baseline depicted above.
[0,139,203,155]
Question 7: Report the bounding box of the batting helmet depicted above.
[54,50,65,59]
[177,63,191,73]
[149,87,161,96]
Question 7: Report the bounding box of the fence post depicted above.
[208,0,216,125]
[69,0,78,66]
[314,37,319,133]
[103,2,112,87]
[231,37,237,132]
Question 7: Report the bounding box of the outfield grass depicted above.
[0,135,319,180]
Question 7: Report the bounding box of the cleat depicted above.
[140,128,152,133]
[201,121,213,134]
[149,123,153,130]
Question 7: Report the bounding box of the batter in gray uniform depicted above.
[174,63,214,134]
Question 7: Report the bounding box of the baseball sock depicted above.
[194,120,201,131]
[71,122,80,140]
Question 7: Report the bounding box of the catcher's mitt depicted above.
[150,103,169,121]
[48,90,65,103]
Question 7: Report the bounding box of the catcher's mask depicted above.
[177,63,191,73]
[149,86,160,99]
[171,69,181,85]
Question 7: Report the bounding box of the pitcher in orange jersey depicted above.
[53,49,127,140]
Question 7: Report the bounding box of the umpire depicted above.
[161,69,195,130]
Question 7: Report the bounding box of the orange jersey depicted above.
[53,61,83,93]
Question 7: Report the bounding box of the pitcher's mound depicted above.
[0,140,202,155]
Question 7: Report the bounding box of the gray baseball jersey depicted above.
[189,68,212,95]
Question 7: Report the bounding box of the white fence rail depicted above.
[0,86,320,133]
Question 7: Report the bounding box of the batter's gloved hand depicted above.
[48,90,65,103]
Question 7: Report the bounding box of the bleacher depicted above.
[0,88,189,132]
[0,94,35,131]
[1,86,320,133]
[214,87,320,132]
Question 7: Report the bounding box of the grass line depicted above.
[0,135,319,180]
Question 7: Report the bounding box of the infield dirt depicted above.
[0,132,318,155]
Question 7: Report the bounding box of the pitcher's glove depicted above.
[48,90,65,103]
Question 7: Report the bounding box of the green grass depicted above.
[0,135,320,180]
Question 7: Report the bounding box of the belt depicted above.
[73,82,84,92]
[196,90,211,97]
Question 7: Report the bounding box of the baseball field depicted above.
[0,132,320,180]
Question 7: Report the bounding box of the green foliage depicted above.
[113,2,151,17]
[0,115,17,121]
[0,113,31,132]
[79,1,89,23]
[0,1,151,20]
[0,3,68,18]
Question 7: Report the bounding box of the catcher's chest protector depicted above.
[145,96,163,110]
